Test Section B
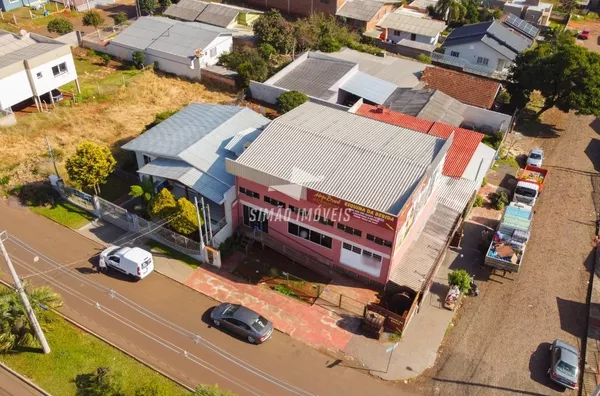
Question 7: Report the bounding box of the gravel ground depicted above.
[406,109,598,396]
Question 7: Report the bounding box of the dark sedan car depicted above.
[210,303,273,344]
[549,339,579,390]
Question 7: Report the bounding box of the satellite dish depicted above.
[19,29,27,37]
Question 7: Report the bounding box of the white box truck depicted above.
[100,246,154,280]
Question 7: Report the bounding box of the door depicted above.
[242,205,269,233]
[224,318,251,338]
[107,255,123,272]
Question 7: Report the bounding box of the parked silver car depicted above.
[526,148,544,167]
[211,303,273,344]
[548,339,579,390]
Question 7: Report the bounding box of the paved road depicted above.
[409,110,595,395]
[0,199,411,396]
[0,364,45,396]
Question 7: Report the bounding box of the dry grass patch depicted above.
[0,70,235,186]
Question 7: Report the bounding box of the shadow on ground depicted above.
[529,342,565,393]
[515,109,563,138]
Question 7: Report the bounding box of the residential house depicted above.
[502,0,552,26]
[0,29,79,113]
[121,103,271,246]
[1,0,45,11]
[376,10,446,55]
[51,0,115,11]
[99,17,233,81]
[164,0,263,29]
[439,20,533,79]
[246,0,345,17]
[226,101,453,290]
[421,67,501,109]
[336,0,402,31]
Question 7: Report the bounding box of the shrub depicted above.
[170,197,200,235]
[82,11,104,30]
[87,48,97,57]
[17,182,59,207]
[448,269,471,293]
[236,59,268,88]
[193,384,236,396]
[132,51,146,69]
[318,36,341,52]
[388,331,402,342]
[346,40,382,56]
[218,236,237,258]
[496,89,511,104]
[148,188,176,219]
[0,175,10,185]
[112,11,128,25]
[491,190,509,210]
[417,54,432,64]
[481,177,487,187]
[144,110,177,131]
[482,132,503,150]
[74,367,123,396]
[99,53,111,65]
[277,91,308,114]
[47,17,73,34]
[258,43,276,60]
[473,194,484,207]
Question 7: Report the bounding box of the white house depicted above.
[121,103,271,246]
[442,20,532,74]
[377,11,446,46]
[104,17,233,81]
[0,30,79,112]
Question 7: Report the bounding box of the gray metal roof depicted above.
[163,0,208,21]
[396,38,436,52]
[110,17,230,60]
[273,57,356,100]
[388,203,460,291]
[378,13,446,37]
[437,176,478,213]
[385,88,465,126]
[339,71,397,105]
[0,30,65,70]
[235,102,446,214]
[336,0,399,22]
[123,103,271,201]
[408,0,439,10]
[327,48,425,88]
[195,3,240,27]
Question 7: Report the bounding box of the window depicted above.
[52,62,67,77]
[288,222,332,249]
[239,187,259,199]
[109,256,120,264]
[393,30,402,36]
[410,33,417,41]
[337,222,362,237]
[314,214,334,227]
[264,195,285,208]
[209,47,217,58]
[366,234,393,248]
[36,72,42,79]
[289,205,309,218]
[476,57,489,66]
[342,242,383,262]
[450,51,460,57]
[143,154,152,165]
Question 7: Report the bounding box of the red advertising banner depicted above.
[306,189,397,231]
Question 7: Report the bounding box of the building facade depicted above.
[247,0,345,16]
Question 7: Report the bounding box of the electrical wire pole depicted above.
[0,231,51,354]
[45,136,60,179]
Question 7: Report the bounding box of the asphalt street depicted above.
[0,200,412,396]
[0,364,45,396]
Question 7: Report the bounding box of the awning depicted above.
[437,176,478,213]
[339,71,398,105]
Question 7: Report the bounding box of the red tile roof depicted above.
[421,67,501,109]
[357,104,483,177]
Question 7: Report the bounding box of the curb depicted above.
[0,361,51,396]
[0,278,195,394]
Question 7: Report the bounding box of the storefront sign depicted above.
[306,189,397,231]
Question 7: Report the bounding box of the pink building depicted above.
[226,103,453,288]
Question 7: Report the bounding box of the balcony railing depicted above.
[431,52,509,80]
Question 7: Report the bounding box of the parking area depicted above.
[405,108,597,395]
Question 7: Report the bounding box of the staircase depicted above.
[237,235,254,254]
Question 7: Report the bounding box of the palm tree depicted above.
[0,283,62,352]
[129,177,154,202]
[435,0,467,23]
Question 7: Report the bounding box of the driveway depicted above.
[0,200,413,396]
[406,109,597,395]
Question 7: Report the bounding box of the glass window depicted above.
[52,62,67,76]
[315,214,334,227]
[288,222,299,236]
[264,196,285,208]
[251,316,269,332]
[322,235,332,249]
[210,47,217,57]
[476,57,489,66]
[337,223,362,238]
[239,187,259,199]
[36,72,42,79]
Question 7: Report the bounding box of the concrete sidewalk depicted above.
[75,219,473,381]
[583,244,600,395]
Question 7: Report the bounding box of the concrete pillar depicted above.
[33,96,41,112]
[48,91,55,108]
[75,78,81,94]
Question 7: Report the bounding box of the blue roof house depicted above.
[121,103,271,245]
[1,0,46,12]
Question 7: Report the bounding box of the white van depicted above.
[99,246,154,280]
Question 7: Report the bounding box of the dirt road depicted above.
[0,200,413,396]
[408,109,597,395]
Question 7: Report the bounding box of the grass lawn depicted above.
[30,201,95,229]
[494,155,520,169]
[0,312,188,396]
[147,239,202,269]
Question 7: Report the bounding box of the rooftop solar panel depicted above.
[505,13,539,39]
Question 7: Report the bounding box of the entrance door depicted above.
[242,205,269,233]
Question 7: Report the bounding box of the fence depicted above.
[317,287,368,317]
[0,107,16,127]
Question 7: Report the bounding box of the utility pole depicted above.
[45,136,60,178]
[0,231,51,354]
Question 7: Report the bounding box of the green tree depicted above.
[134,381,167,396]
[253,9,295,54]
[129,177,154,202]
[170,197,202,235]
[508,31,600,117]
[132,51,146,69]
[293,18,318,53]
[277,91,308,114]
[0,284,62,352]
[258,43,276,60]
[139,0,158,15]
[82,11,104,31]
[560,0,577,14]
[218,47,263,70]
[65,142,116,195]
[448,269,471,293]
[47,17,73,34]
[74,367,124,396]
[435,0,466,23]
[193,384,236,396]
[463,0,480,24]
[147,188,176,219]
[236,59,268,88]
[112,11,128,25]
[318,36,341,52]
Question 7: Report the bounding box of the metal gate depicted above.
[96,196,134,231]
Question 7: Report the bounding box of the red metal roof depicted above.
[357,104,483,177]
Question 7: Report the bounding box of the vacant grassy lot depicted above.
[0,311,188,396]
[30,201,95,229]
[0,51,236,187]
